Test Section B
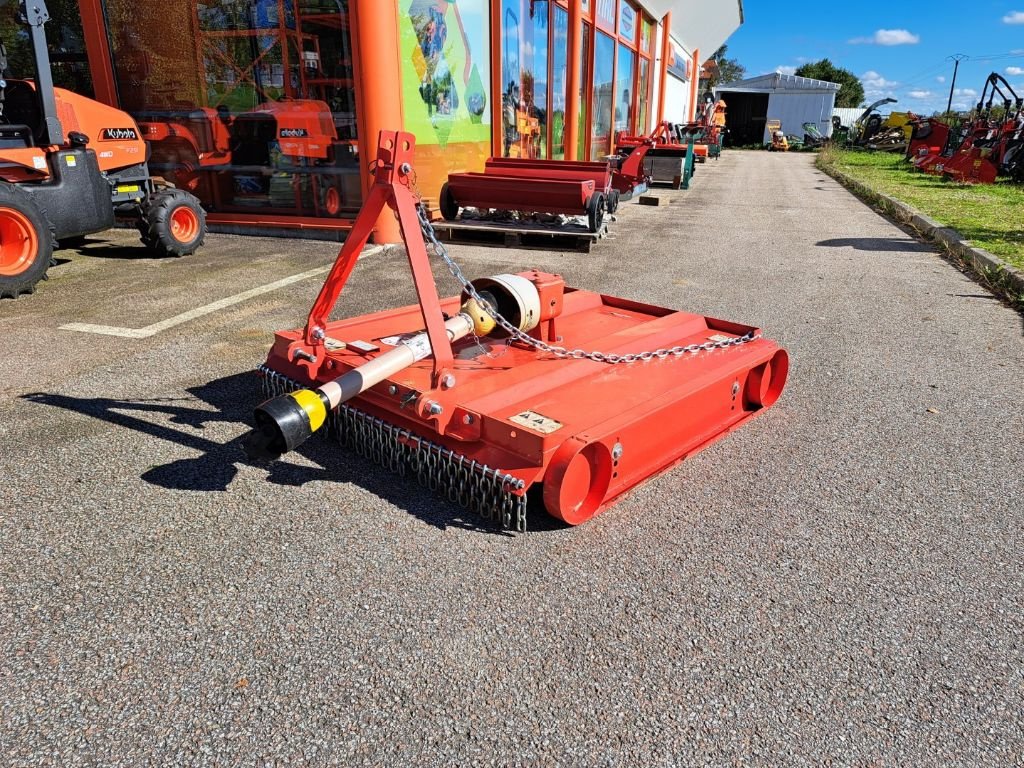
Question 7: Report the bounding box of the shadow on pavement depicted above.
[76,243,162,260]
[20,372,551,535]
[817,237,932,252]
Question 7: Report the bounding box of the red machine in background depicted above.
[915,73,1024,184]
[438,141,654,233]
[618,120,707,161]
[906,116,954,164]
[138,99,358,216]
[244,131,788,531]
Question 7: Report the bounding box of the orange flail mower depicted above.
[244,131,788,530]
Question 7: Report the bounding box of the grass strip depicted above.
[816,147,1024,271]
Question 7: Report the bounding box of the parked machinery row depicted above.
[438,135,657,234]
[910,73,1023,184]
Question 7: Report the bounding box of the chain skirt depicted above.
[259,365,529,531]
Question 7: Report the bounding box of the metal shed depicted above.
[715,73,840,146]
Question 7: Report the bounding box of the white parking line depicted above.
[60,247,383,339]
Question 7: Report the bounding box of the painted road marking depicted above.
[61,248,383,339]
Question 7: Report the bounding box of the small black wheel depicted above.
[0,182,55,299]
[439,182,459,221]
[606,189,620,214]
[586,192,605,233]
[138,188,207,257]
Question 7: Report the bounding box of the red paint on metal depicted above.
[262,128,790,526]
[302,131,453,392]
[445,173,596,216]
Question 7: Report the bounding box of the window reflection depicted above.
[590,31,614,159]
[0,0,93,96]
[638,57,650,134]
[104,0,361,217]
[615,44,634,134]
[551,5,568,159]
[500,0,548,158]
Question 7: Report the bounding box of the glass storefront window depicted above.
[551,5,568,160]
[641,15,654,53]
[619,3,636,43]
[0,0,93,96]
[500,0,548,159]
[590,30,614,160]
[615,44,634,135]
[400,1,491,205]
[638,57,650,135]
[578,22,590,160]
[103,0,361,217]
[532,1,549,159]
[595,0,615,29]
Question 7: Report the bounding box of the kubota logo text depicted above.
[280,128,309,138]
[101,127,139,141]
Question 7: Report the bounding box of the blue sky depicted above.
[727,1,1024,114]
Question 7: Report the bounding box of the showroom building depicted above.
[6,0,743,241]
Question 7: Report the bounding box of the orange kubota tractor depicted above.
[0,0,207,298]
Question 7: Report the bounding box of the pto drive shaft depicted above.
[243,297,497,462]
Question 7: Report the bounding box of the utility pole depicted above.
[946,54,968,114]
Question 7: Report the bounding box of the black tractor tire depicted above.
[606,189,620,214]
[139,188,207,257]
[439,182,459,221]
[586,192,605,234]
[0,182,55,299]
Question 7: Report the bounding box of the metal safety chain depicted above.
[415,204,763,364]
[259,366,528,532]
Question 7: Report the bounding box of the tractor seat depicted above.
[1,80,44,143]
[0,123,35,149]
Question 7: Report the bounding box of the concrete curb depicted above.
[821,165,1024,304]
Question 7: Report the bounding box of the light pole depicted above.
[946,54,968,114]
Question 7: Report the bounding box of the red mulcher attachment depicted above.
[906,117,953,164]
[915,73,1024,184]
[246,131,789,530]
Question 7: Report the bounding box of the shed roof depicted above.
[715,72,841,95]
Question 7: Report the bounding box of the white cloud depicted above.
[936,76,946,83]
[954,88,978,98]
[776,65,797,75]
[1007,66,1024,76]
[908,90,934,99]
[860,70,899,89]
[1002,10,1024,23]
[850,29,920,45]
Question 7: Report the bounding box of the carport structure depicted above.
[716,72,840,146]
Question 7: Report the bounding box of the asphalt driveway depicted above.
[1,151,1021,766]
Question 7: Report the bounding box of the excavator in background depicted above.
[0,0,207,298]
[843,98,897,147]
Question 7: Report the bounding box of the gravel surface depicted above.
[1,151,1022,766]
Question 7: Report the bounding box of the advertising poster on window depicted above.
[398,0,492,203]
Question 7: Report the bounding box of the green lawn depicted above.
[817,148,1024,272]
